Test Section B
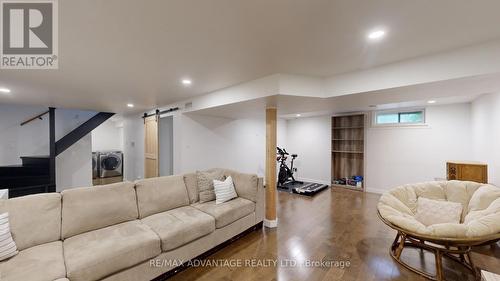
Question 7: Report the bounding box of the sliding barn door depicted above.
[144,115,159,178]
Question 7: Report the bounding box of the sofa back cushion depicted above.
[223,169,259,202]
[0,193,61,250]
[61,181,138,239]
[183,172,199,204]
[135,175,189,218]
[197,170,226,203]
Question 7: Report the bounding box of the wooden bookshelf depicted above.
[331,114,365,191]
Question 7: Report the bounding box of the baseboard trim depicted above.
[296,177,330,186]
[365,187,385,194]
[264,218,278,228]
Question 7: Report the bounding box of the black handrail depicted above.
[20,110,49,126]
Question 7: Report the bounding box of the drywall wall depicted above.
[285,103,473,192]
[122,114,144,181]
[56,135,92,191]
[0,104,50,165]
[123,111,288,180]
[277,117,287,149]
[0,103,96,190]
[285,115,331,184]
[173,114,290,177]
[159,116,174,176]
[365,103,472,193]
[91,118,124,152]
[173,114,267,176]
[471,93,500,185]
[54,109,96,190]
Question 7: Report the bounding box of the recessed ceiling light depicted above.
[296,114,301,117]
[427,100,437,104]
[0,88,11,93]
[127,103,134,108]
[181,79,192,86]
[367,29,386,40]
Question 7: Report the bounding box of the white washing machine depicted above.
[99,151,123,178]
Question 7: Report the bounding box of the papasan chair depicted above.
[377,180,500,281]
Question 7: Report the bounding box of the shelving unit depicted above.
[331,114,365,191]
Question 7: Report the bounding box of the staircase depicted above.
[0,109,114,198]
[0,156,53,198]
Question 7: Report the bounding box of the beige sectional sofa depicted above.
[0,169,264,281]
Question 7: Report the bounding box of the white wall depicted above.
[277,117,287,149]
[54,109,96,190]
[284,103,473,192]
[173,114,267,176]
[56,135,92,191]
[121,96,498,191]
[471,93,500,185]
[91,118,124,152]
[122,111,289,180]
[365,104,472,193]
[286,115,331,184]
[159,116,173,176]
[0,104,49,165]
[122,114,144,181]
[0,103,96,190]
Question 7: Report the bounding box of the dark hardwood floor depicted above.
[169,187,500,281]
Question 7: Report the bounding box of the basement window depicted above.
[374,109,425,126]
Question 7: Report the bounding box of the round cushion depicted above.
[377,180,500,238]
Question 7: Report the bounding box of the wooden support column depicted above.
[265,107,278,228]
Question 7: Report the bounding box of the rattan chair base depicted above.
[378,210,500,281]
[389,231,476,281]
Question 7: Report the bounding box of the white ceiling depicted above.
[2,0,500,112]
[191,73,500,119]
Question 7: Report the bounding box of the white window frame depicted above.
[372,108,427,127]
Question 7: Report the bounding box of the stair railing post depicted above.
[49,107,56,192]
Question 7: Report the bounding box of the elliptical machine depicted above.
[276,147,303,188]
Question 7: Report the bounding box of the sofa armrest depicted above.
[255,177,264,224]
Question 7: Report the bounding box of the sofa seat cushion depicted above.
[0,241,66,281]
[193,197,255,228]
[142,206,215,251]
[63,220,161,281]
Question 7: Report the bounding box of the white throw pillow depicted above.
[0,212,18,261]
[415,197,463,226]
[213,176,238,204]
